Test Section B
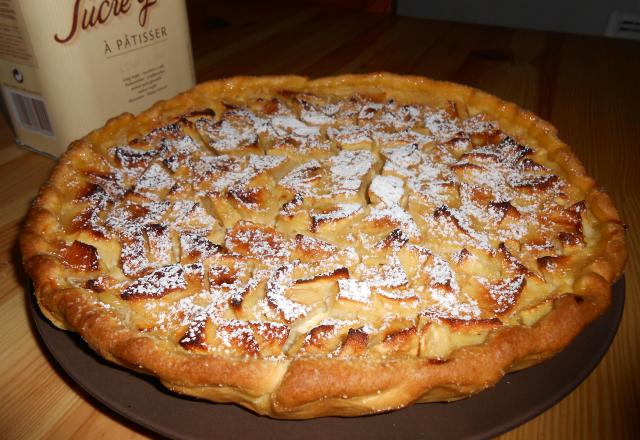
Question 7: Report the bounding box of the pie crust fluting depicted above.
[20,73,627,419]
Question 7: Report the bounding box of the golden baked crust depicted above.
[21,73,627,418]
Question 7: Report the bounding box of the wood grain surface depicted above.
[1,2,638,438]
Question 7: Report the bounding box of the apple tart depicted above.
[21,73,626,418]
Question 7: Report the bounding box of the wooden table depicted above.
[1,2,638,438]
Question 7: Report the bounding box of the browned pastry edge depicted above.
[20,73,627,418]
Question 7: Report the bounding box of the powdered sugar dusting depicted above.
[424,110,462,142]
[337,278,372,304]
[209,119,258,152]
[279,149,375,200]
[121,264,186,299]
[312,203,362,224]
[327,125,371,146]
[329,149,376,192]
[225,223,291,265]
[479,274,526,314]
[72,91,576,359]
[266,265,309,322]
[369,175,404,206]
[366,205,420,240]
